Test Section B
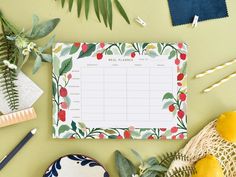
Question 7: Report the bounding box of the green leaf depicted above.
[78,44,96,58]
[64,96,71,108]
[114,0,130,24]
[115,151,136,177]
[85,0,90,20]
[142,43,149,50]
[108,135,117,139]
[60,46,71,57]
[31,15,39,33]
[61,0,66,8]
[146,157,159,166]
[181,62,187,74]
[70,45,80,55]
[162,92,174,100]
[107,0,113,30]
[59,125,70,135]
[29,18,60,40]
[41,35,55,52]
[78,122,86,128]
[104,129,116,134]
[41,53,52,62]
[168,50,176,59]
[71,121,77,131]
[33,55,42,74]
[77,0,83,17]
[131,149,143,165]
[59,58,73,75]
[52,81,57,97]
[157,43,162,54]
[53,55,60,76]
[93,0,101,22]
[99,0,107,27]
[78,129,85,136]
[69,0,74,12]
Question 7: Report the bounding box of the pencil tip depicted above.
[31,128,37,134]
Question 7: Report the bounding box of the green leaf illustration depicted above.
[52,81,57,97]
[78,44,96,58]
[69,0,74,12]
[59,125,71,135]
[162,92,174,100]
[71,121,77,131]
[168,50,176,59]
[100,0,107,27]
[59,58,73,75]
[70,45,80,55]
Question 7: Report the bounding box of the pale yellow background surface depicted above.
[0,0,236,176]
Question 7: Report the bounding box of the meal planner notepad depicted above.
[52,42,188,140]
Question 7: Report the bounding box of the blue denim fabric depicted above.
[168,0,228,26]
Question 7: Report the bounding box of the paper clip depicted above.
[135,16,146,27]
[192,15,199,27]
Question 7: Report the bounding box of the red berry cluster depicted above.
[58,87,69,122]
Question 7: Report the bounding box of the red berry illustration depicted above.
[124,130,131,139]
[100,42,105,48]
[99,133,105,139]
[170,126,178,133]
[61,102,68,109]
[82,43,88,52]
[58,109,66,122]
[180,53,186,60]
[74,42,80,48]
[96,53,103,60]
[67,73,72,80]
[131,52,136,58]
[179,134,184,139]
[172,135,176,140]
[117,135,123,139]
[168,104,175,112]
[177,73,184,81]
[177,82,182,86]
[148,135,154,140]
[178,110,185,119]
[60,87,68,97]
[179,93,186,101]
[178,43,183,49]
[175,58,180,65]
[160,128,167,132]
[128,126,135,132]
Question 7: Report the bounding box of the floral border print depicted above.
[52,42,187,140]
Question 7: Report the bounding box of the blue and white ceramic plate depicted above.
[44,154,109,177]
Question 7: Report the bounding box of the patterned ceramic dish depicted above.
[43,154,109,177]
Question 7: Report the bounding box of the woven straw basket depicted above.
[168,120,236,177]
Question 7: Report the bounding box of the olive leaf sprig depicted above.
[57,0,130,30]
[115,150,196,177]
[0,11,60,111]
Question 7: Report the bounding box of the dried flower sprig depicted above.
[0,11,60,111]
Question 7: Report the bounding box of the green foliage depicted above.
[57,0,130,30]
[0,12,60,111]
[115,150,137,177]
[115,150,195,177]
[0,20,19,111]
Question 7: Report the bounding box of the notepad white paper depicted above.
[52,42,188,140]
